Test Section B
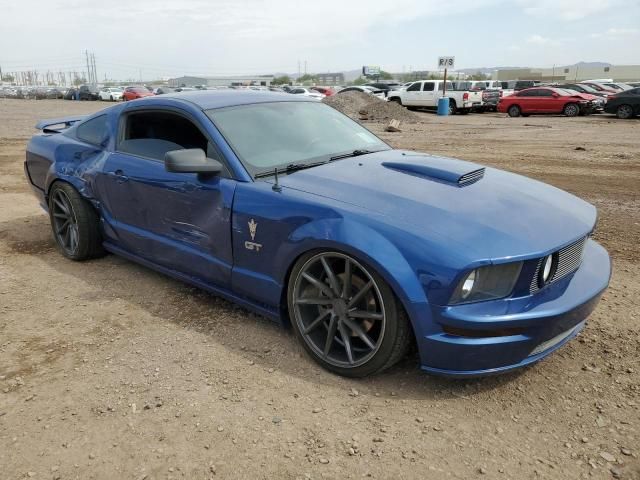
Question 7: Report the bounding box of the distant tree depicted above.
[73,77,87,86]
[297,74,318,84]
[470,71,489,81]
[1,74,14,82]
[351,76,367,85]
[378,70,394,80]
[272,75,291,85]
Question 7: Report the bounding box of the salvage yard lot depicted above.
[0,99,638,480]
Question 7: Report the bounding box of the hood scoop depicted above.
[382,155,485,187]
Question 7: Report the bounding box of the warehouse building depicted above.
[168,75,274,88]
[495,64,640,82]
[316,72,345,85]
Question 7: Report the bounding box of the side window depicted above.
[407,82,421,92]
[76,115,108,146]
[118,111,226,172]
[422,82,434,91]
[517,90,532,97]
[536,89,553,97]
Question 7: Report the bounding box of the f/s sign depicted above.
[438,57,455,69]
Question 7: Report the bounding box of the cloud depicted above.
[526,34,554,45]
[517,0,621,20]
[590,27,639,38]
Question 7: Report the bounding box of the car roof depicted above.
[159,89,315,109]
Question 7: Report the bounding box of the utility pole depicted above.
[91,53,96,85]
[85,50,91,84]
[304,60,307,75]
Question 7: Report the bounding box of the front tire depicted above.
[508,105,521,117]
[616,104,634,119]
[563,103,580,117]
[48,182,105,261]
[288,251,412,377]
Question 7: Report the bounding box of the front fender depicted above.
[231,208,431,338]
[283,217,427,303]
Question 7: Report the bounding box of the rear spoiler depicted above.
[35,115,86,133]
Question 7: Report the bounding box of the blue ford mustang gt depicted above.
[24,91,611,377]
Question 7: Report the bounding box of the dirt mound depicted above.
[323,91,420,124]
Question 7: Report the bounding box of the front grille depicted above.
[529,237,587,294]
[528,321,584,356]
[458,168,485,186]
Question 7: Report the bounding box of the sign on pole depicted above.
[437,57,455,96]
[437,57,455,70]
[362,66,381,77]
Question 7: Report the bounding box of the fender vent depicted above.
[458,168,485,186]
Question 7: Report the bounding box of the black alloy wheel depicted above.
[48,182,105,261]
[51,188,80,257]
[616,104,634,119]
[288,251,411,377]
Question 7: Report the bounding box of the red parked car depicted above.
[311,86,334,96]
[122,86,154,101]
[498,87,593,117]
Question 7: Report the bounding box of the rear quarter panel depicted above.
[26,109,118,205]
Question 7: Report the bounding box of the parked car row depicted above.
[379,78,639,119]
[497,81,639,119]
[1,86,65,99]
[3,79,639,120]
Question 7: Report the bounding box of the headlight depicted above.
[449,262,523,305]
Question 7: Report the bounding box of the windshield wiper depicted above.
[254,160,328,179]
[329,149,374,161]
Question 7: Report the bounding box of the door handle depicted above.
[109,169,129,183]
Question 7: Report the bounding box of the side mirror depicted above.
[165,148,223,175]
[552,92,559,98]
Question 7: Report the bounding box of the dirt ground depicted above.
[0,99,638,480]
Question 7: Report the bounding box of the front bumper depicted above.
[418,239,611,377]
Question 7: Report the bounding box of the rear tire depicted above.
[616,104,634,119]
[288,251,412,377]
[389,97,402,105]
[563,103,580,117]
[508,105,521,117]
[48,182,105,261]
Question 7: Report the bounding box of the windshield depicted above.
[207,102,389,176]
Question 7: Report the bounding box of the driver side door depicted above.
[95,107,236,289]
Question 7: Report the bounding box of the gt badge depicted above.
[245,218,263,252]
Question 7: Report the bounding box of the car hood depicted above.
[277,150,596,261]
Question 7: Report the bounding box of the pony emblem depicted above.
[245,219,262,252]
[248,219,258,240]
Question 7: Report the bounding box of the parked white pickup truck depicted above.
[387,80,483,114]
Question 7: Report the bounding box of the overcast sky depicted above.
[1,0,639,80]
